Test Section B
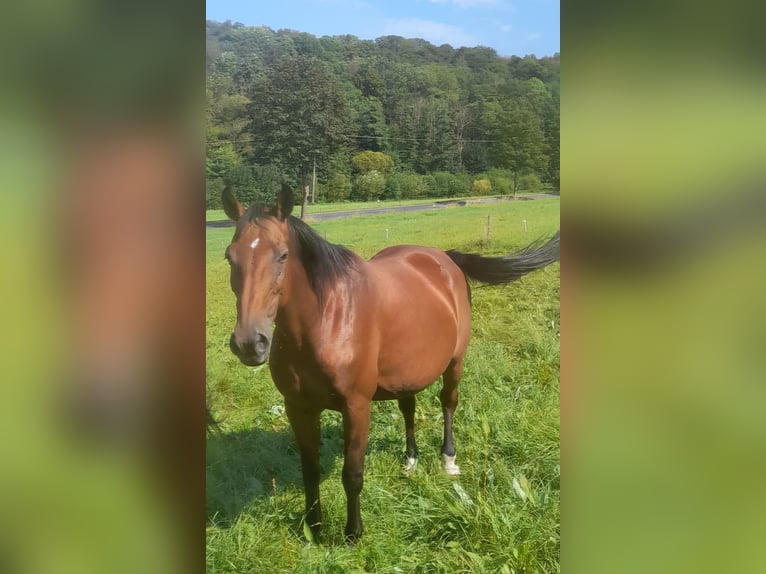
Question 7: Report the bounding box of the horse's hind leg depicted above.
[398,396,418,471]
[440,359,462,475]
[285,400,323,541]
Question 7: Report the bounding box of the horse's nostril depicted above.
[254,334,269,355]
[229,331,269,360]
[229,333,240,355]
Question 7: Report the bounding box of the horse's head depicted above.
[223,184,294,366]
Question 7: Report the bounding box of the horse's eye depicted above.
[278,251,288,263]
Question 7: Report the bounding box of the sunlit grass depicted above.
[206,199,559,572]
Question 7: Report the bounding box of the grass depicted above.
[206,198,560,573]
[205,192,552,223]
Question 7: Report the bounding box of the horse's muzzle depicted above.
[229,331,270,366]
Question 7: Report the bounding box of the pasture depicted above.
[206,198,560,573]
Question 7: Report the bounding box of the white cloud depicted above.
[500,24,512,33]
[383,18,477,47]
[527,32,542,40]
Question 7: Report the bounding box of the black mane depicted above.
[286,216,360,304]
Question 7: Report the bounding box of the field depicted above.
[204,191,551,223]
[206,198,560,573]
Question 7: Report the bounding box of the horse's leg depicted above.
[440,359,463,475]
[341,398,372,543]
[285,400,323,541]
[398,396,418,471]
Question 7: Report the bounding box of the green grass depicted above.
[206,199,559,573]
[205,192,551,223]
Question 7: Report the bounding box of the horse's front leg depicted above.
[341,397,372,543]
[285,400,323,541]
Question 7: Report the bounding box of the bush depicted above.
[351,151,395,175]
[206,177,224,210]
[471,177,492,196]
[519,173,543,194]
[383,174,401,200]
[324,173,352,202]
[421,175,438,198]
[353,170,386,201]
[397,172,427,199]
[486,168,513,196]
[432,171,472,198]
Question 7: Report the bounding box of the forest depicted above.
[206,20,560,209]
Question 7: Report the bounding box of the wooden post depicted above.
[311,157,317,204]
[300,183,309,220]
[486,214,491,240]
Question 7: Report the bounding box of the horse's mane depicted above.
[286,216,360,305]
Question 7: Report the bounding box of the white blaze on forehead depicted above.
[249,238,260,250]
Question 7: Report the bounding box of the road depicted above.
[205,192,559,229]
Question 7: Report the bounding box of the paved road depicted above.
[206,193,559,229]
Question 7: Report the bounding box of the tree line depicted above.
[206,20,559,210]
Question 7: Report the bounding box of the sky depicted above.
[206,0,559,58]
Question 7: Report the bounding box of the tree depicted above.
[351,151,394,175]
[205,22,559,207]
[486,101,548,197]
[247,54,352,214]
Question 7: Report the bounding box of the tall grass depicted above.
[207,199,559,573]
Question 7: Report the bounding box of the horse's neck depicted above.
[276,257,363,344]
[275,258,322,338]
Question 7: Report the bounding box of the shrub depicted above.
[324,173,352,202]
[383,174,401,200]
[351,151,395,175]
[397,172,427,199]
[471,177,492,196]
[486,168,513,196]
[519,173,543,194]
[353,170,386,201]
[206,177,224,210]
[421,174,438,198]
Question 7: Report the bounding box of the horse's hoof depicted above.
[344,532,361,547]
[403,456,418,474]
[442,454,461,475]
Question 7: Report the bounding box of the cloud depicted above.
[382,18,477,47]
[500,24,512,33]
[527,32,542,40]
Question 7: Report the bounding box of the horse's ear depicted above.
[222,187,245,221]
[276,183,294,220]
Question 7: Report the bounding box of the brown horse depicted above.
[223,185,559,543]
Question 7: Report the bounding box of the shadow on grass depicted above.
[205,422,344,527]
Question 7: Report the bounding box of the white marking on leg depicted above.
[405,456,417,472]
[249,238,260,249]
[442,454,460,475]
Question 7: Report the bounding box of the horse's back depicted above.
[367,245,472,394]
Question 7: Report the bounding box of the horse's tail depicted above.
[446,231,560,285]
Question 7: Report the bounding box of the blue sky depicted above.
[206,0,559,58]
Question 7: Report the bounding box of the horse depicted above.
[222,184,559,543]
